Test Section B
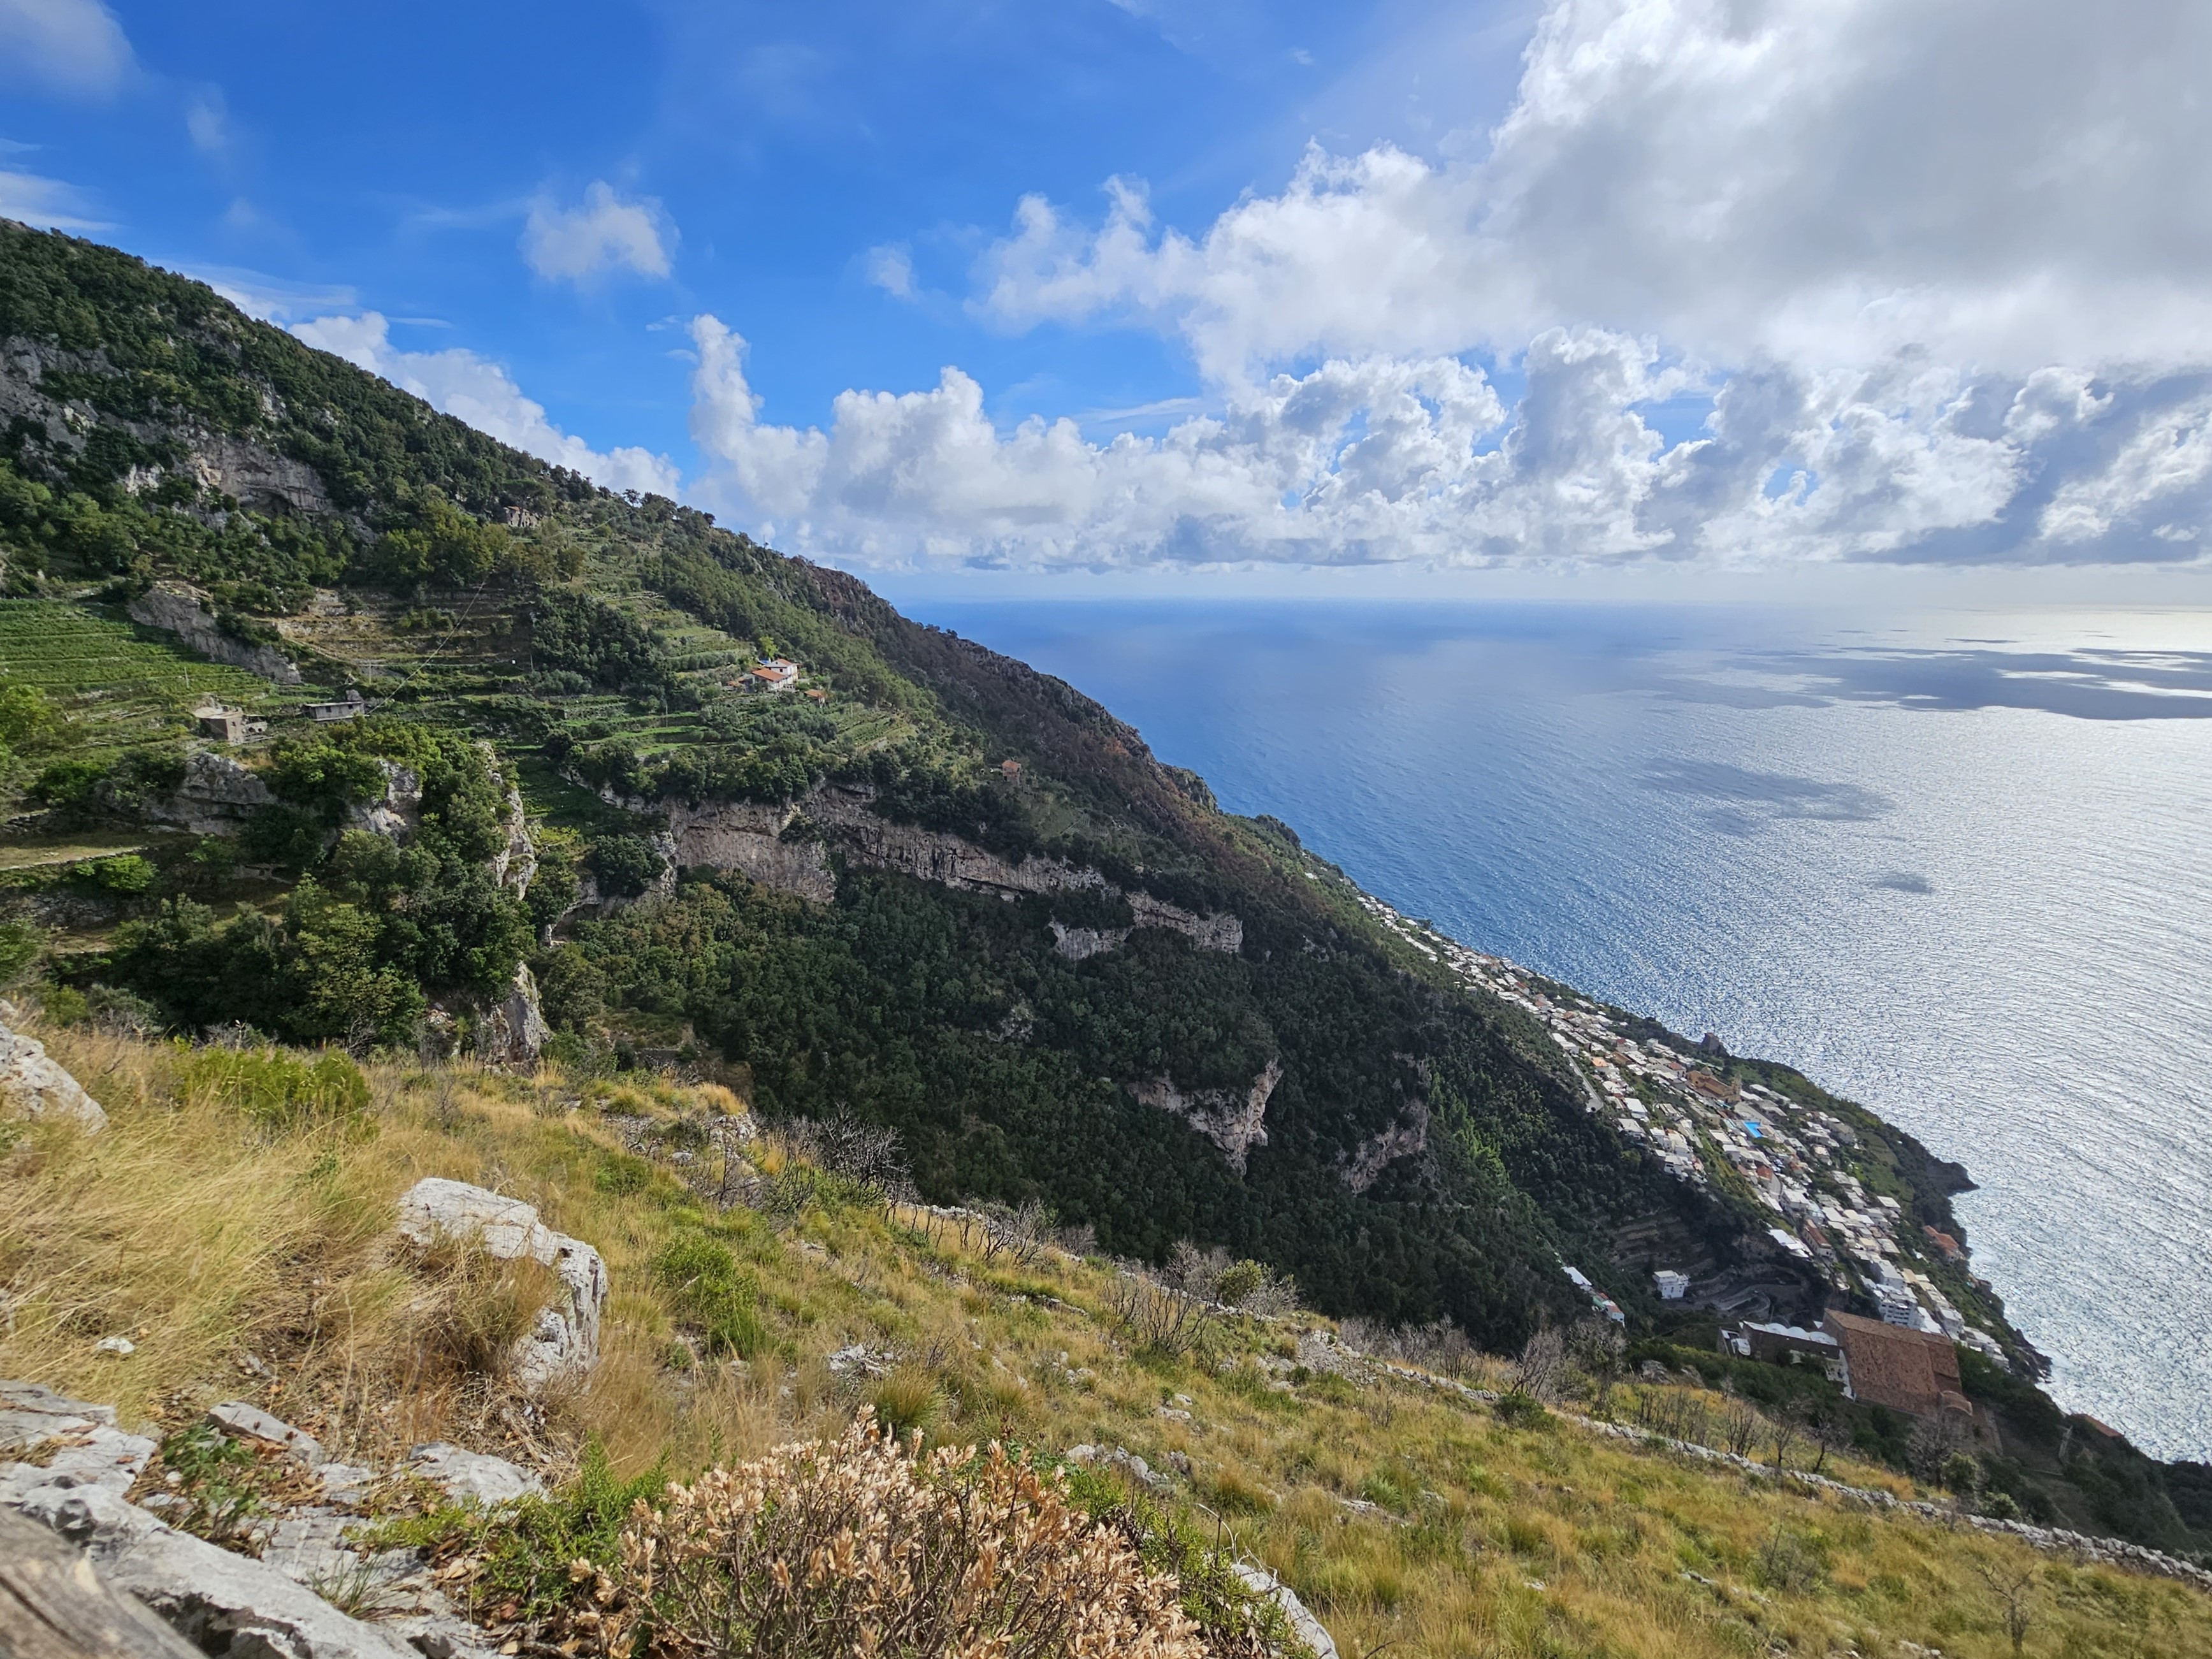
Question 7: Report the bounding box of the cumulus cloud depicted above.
[0,0,133,99]
[983,0,2212,379]
[521,181,675,284]
[0,167,106,231]
[292,312,681,498]
[691,0,2212,569]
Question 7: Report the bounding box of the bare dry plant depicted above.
[1505,1324,1568,1405]
[774,1113,916,1205]
[976,1197,1052,1268]
[1104,1271,1215,1360]
[596,1411,1202,1659]
[1973,1557,2038,1655]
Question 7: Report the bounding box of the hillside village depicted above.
[1347,892,2016,1370]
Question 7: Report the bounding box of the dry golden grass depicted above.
[4,1018,2209,1658]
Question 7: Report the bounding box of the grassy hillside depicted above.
[5,1020,2209,1658]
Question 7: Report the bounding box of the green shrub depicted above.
[593,1151,654,1196]
[0,920,41,985]
[178,1041,372,1133]
[652,1231,768,1358]
[86,853,155,894]
[1751,1524,1832,1593]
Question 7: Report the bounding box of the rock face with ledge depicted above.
[474,962,551,1068]
[394,1178,606,1389]
[0,1020,106,1134]
[1130,1058,1282,1174]
[662,783,1242,955]
[127,581,303,684]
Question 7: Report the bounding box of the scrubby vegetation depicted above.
[4,1018,2209,1657]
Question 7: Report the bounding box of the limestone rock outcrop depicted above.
[663,784,1243,956]
[1130,1058,1282,1174]
[0,1021,106,1134]
[473,962,551,1068]
[0,1383,151,1505]
[486,776,535,896]
[145,750,275,835]
[127,583,302,685]
[394,1178,606,1389]
[1233,1562,1339,1659]
[15,1481,419,1659]
[1340,1098,1431,1193]
[342,760,422,840]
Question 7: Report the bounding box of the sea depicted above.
[897,597,2212,1463]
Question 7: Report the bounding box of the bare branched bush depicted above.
[1338,1316,1473,1379]
[1155,1242,1298,1317]
[1909,1412,1975,1483]
[976,1198,1053,1268]
[774,1112,917,1206]
[1973,1558,2038,1655]
[1505,1324,1568,1405]
[1568,1315,1626,1414]
[598,1412,1202,1658]
[1104,1271,1216,1360]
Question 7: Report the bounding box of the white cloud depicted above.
[292,312,682,499]
[0,0,132,99]
[0,167,106,230]
[983,0,2212,380]
[864,244,916,300]
[196,266,359,323]
[521,181,675,284]
[678,0,2212,570]
[185,88,230,156]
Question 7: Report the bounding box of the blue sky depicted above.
[6,0,2212,587]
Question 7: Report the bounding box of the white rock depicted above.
[13,1477,418,1659]
[97,1334,137,1356]
[205,1400,326,1467]
[0,1018,106,1132]
[0,1379,157,1506]
[315,1462,379,1505]
[406,1440,544,1506]
[826,1344,893,1379]
[1234,1561,1340,1659]
[395,1178,607,1389]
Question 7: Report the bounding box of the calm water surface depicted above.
[902,598,2212,1461]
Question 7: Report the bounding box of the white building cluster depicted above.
[1347,890,2008,1366]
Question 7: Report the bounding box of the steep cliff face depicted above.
[663,785,1245,955]
[127,583,303,683]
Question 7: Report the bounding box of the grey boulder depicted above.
[0,1382,154,1505]
[394,1178,607,1389]
[1233,1561,1339,1659]
[405,1442,542,1506]
[0,1022,106,1133]
[204,1402,324,1468]
[13,1478,417,1659]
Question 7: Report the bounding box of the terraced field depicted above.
[0,600,307,753]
